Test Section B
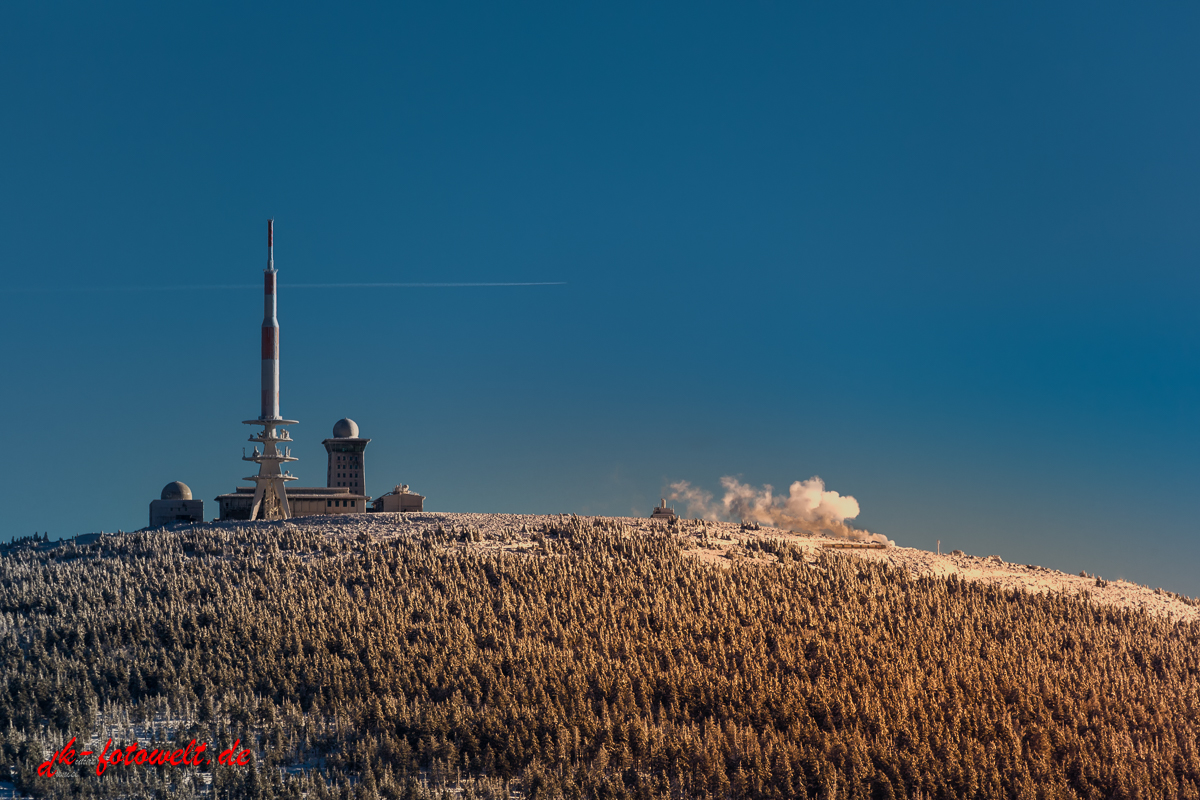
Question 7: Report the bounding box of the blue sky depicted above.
[2,3,1198,592]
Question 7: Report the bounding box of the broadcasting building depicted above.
[215,417,385,519]
[150,220,425,526]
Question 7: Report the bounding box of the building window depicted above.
[327,500,331,507]
[351,500,356,507]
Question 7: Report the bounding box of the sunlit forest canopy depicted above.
[1,518,1198,799]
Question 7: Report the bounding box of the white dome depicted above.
[332,418,359,438]
[161,481,192,501]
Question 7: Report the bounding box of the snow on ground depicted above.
[188,512,1200,624]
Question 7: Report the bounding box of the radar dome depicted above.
[161,481,192,501]
[332,418,359,438]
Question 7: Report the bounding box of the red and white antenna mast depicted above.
[242,219,298,520]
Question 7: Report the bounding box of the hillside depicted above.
[3,513,1199,799]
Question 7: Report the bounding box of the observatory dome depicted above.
[161,481,192,501]
[332,418,359,438]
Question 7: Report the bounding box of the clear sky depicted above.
[2,3,1198,592]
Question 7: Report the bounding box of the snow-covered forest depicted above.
[1,514,1198,799]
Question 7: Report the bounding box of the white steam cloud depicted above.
[669,476,892,545]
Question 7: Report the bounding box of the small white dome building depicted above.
[150,481,204,528]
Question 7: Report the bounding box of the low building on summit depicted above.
[150,482,204,527]
[372,484,425,513]
[216,486,367,519]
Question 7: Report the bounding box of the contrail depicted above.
[290,282,566,288]
[5,281,567,293]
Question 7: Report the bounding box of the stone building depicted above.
[372,484,425,513]
[650,498,677,521]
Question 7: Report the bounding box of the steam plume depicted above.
[669,476,892,545]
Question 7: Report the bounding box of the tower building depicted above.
[323,418,370,494]
[241,219,298,520]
